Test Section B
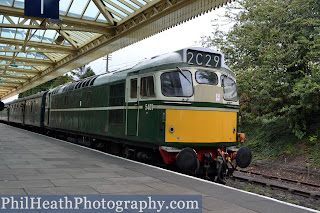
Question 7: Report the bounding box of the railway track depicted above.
[231,169,320,200]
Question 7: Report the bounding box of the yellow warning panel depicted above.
[165,109,237,143]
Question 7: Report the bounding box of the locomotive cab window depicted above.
[140,76,155,98]
[161,70,193,97]
[196,71,218,85]
[221,75,238,102]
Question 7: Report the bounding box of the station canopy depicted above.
[0,0,229,100]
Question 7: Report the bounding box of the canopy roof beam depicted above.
[0,37,76,53]
[1,67,40,75]
[92,0,115,26]
[1,74,30,81]
[0,56,54,66]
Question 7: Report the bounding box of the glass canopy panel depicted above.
[26,53,36,58]
[13,0,24,8]
[35,53,45,59]
[110,0,134,13]
[3,16,12,24]
[136,0,147,5]
[83,1,100,20]
[76,32,91,39]
[112,14,122,21]
[29,29,40,41]
[105,2,128,18]
[59,0,73,15]
[42,30,56,43]
[63,41,72,46]
[122,0,140,9]
[68,0,88,17]
[0,0,13,6]
[96,13,108,22]
[38,30,47,41]
[10,16,20,24]
[17,52,27,58]
[1,28,16,38]
[15,29,27,40]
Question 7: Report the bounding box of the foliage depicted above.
[19,75,73,98]
[79,67,95,79]
[71,65,95,80]
[201,0,320,158]
[19,65,96,98]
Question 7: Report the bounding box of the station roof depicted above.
[0,0,229,100]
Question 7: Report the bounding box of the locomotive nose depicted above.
[235,146,252,168]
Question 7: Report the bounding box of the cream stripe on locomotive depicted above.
[50,105,239,113]
[51,105,239,112]
[50,106,143,112]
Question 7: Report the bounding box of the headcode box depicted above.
[24,0,59,19]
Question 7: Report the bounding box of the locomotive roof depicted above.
[51,47,235,95]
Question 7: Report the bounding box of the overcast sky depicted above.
[3,5,231,103]
[89,6,230,74]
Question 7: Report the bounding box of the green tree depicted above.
[80,67,95,79]
[19,74,73,98]
[201,0,320,154]
[71,65,95,80]
[19,64,95,98]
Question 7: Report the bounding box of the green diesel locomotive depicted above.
[0,47,252,182]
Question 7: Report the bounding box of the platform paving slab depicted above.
[0,123,318,213]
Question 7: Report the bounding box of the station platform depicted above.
[0,123,317,213]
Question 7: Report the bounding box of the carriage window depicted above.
[140,76,155,98]
[130,78,137,99]
[221,75,238,101]
[161,70,193,97]
[196,71,218,85]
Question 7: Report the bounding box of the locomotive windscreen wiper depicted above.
[176,67,191,84]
